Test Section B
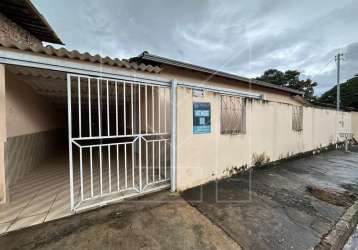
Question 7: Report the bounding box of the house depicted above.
[0,0,356,234]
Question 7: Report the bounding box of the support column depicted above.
[170,79,177,192]
[0,64,6,203]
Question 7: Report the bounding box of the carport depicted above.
[0,50,173,233]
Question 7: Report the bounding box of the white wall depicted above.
[176,87,352,191]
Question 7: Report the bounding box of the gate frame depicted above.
[67,73,175,210]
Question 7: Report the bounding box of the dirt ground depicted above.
[0,192,239,250]
[183,148,358,250]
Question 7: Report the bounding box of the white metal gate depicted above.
[67,73,171,210]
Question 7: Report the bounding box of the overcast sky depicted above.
[34,0,358,95]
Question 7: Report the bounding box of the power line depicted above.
[315,58,334,76]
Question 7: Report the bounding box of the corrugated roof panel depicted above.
[0,40,162,74]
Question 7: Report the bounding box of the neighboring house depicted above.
[0,0,356,234]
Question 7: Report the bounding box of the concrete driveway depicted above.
[182,148,358,250]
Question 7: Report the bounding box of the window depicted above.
[221,95,246,134]
[292,106,303,131]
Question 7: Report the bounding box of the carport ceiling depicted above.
[7,65,68,108]
[7,66,129,109]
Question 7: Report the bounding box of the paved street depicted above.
[183,148,358,249]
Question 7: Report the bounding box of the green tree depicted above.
[319,75,358,109]
[256,69,318,100]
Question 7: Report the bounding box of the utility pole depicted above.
[335,53,344,111]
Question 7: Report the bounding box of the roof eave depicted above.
[0,41,162,74]
[25,0,64,45]
[132,52,304,96]
[0,0,63,45]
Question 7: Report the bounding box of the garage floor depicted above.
[0,153,72,234]
[0,149,168,235]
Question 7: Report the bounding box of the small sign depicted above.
[192,89,204,97]
[193,102,211,134]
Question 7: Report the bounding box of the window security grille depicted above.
[221,95,246,134]
[292,106,303,131]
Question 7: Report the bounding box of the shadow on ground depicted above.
[182,148,358,250]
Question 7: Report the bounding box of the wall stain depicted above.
[252,152,270,167]
[223,164,248,176]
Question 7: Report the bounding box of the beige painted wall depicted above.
[352,112,358,139]
[175,87,352,191]
[5,71,62,138]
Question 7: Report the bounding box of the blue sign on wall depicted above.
[193,102,211,134]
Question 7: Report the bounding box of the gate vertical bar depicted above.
[138,85,142,191]
[146,141,148,184]
[164,141,167,179]
[158,87,161,133]
[131,84,134,134]
[124,144,127,189]
[152,140,155,182]
[115,81,118,135]
[139,137,142,191]
[88,78,92,137]
[88,78,93,198]
[139,84,141,133]
[170,79,177,192]
[97,79,101,137]
[79,147,84,200]
[152,86,155,133]
[106,80,110,136]
[132,142,135,188]
[145,85,148,134]
[108,145,111,192]
[99,145,103,195]
[116,144,120,191]
[158,141,161,180]
[90,146,93,197]
[164,89,167,133]
[78,77,82,137]
[145,85,148,185]
[67,74,74,210]
[123,82,126,135]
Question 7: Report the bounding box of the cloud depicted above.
[33,0,358,95]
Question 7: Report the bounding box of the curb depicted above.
[315,201,358,250]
